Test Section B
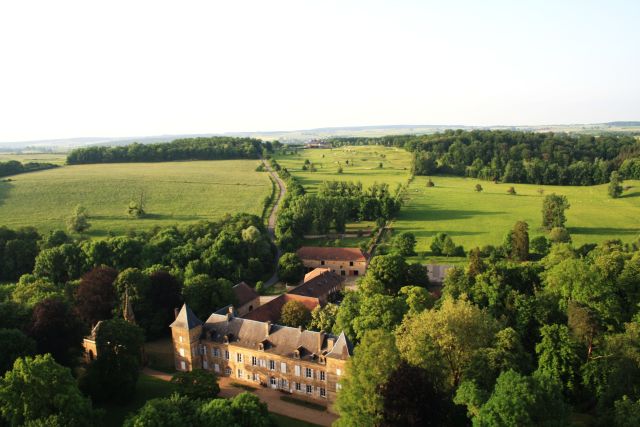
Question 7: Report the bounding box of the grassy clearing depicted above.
[98,374,178,427]
[395,175,640,253]
[274,146,412,192]
[0,160,270,237]
[271,413,322,427]
[279,395,327,411]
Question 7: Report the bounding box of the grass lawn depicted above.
[98,374,178,427]
[395,175,640,252]
[0,160,270,236]
[274,146,412,192]
[271,413,322,427]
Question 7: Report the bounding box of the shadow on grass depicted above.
[568,226,639,236]
[401,208,507,221]
[0,180,14,207]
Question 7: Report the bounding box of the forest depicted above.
[66,137,268,164]
[330,130,640,185]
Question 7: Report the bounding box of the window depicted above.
[349,261,353,266]
[280,362,287,373]
[294,365,301,376]
[199,345,205,355]
[320,260,325,265]
[237,369,243,378]
[180,361,186,370]
[336,368,342,376]
[212,347,220,357]
[336,383,342,391]
[320,387,326,398]
[305,367,313,378]
[340,270,345,276]
[269,360,276,371]
[354,270,359,276]
[179,336,183,343]
[252,373,259,382]
[224,350,229,360]
[179,348,185,357]
[270,377,277,386]
[281,379,289,389]
[236,353,243,362]
[252,356,257,366]
[225,367,232,376]
[203,360,208,369]
[214,363,220,373]
[306,384,313,394]
[295,382,301,391]
[320,371,326,381]
[259,359,266,368]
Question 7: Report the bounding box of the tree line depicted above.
[272,159,402,252]
[0,160,58,178]
[66,137,270,164]
[329,130,640,185]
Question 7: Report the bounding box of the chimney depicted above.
[298,325,304,332]
[265,321,271,336]
[327,337,335,349]
[318,331,325,351]
[226,306,235,321]
[174,308,179,319]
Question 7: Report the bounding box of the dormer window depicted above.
[320,260,325,265]
[223,335,229,344]
[258,343,264,351]
[293,350,300,359]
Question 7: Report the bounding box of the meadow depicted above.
[278,146,639,256]
[274,145,412,192]
[396,175,640,255]
[0,160,270,237]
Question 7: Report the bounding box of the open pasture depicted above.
[0,160,270,237]
[395,175,640,254]
[274,145,412,192]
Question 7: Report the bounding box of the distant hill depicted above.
[1,122,638,151]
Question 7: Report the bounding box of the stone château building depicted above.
[296,246,368,277]
[170,304,352,404]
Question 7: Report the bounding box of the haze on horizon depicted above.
[1,0,639,143]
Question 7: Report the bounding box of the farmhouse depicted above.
[296,246,368,277]
[171,304,352,405]
[304,140,331,149]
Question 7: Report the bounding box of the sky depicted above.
[0,0,639,142]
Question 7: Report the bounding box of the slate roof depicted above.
[296,246,367,262]
[291,268,344,299]
[242,294,320,323]
[170,304,203,330]
[233,282,259,307]
[326,332,354,359]
[203,312,351,361]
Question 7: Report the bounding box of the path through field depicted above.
[263,158,286,287]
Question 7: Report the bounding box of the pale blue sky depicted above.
[0,0,638,141]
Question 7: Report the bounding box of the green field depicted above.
[395,175,640,253]
[0,160,270,237]
[274,146,412,192]
[278,145,639,252]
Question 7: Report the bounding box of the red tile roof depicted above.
[296,246,366,262]
[243,294,320,323]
